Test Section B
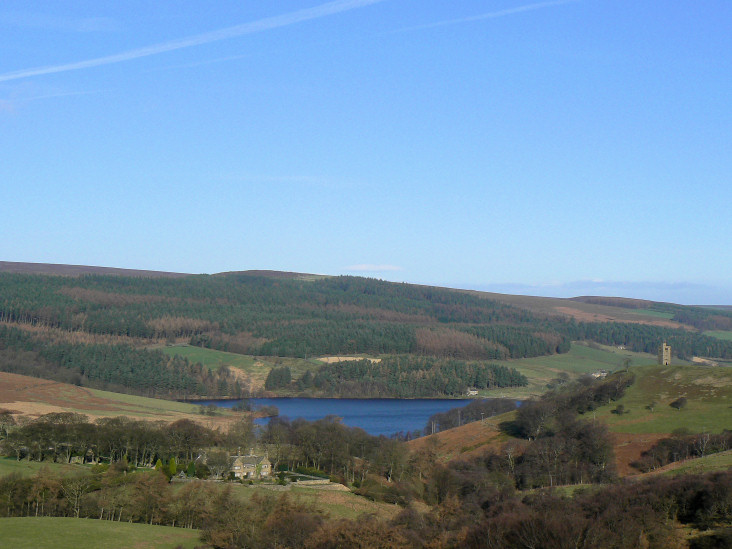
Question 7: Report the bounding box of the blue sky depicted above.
[1,1,730,304]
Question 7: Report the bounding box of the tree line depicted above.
[424,398,519,434]
[632,429,732,472]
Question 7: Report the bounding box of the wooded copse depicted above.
[308,357,528,397]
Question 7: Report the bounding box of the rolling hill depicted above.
[407,362,732,477]
[1,262,731,401]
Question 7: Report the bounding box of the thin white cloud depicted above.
[0,12,120,33]
[346,264,404,272]
[401,0,580,32]
[147,53,255,73]
[0,0,387,83]
[0,85,100,112]
[19,90,102,102]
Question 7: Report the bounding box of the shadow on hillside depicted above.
[498,420,522,437]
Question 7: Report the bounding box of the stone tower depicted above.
[658,342,671,365]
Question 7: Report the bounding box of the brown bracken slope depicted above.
[0,371,235,428]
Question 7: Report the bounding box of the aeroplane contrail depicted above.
[402,0,580,32]
[0,0,387,83]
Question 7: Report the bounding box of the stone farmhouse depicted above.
[229,449,272,480]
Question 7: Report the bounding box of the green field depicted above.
[160,345,331,389]
[0,517,202,549]
[594,364,732,434]
[628,308,675,320]
[704,330,732,342]
[655,450,732,477]
[480,342,658,398]
[0,457,85,479]
[160,345,259,371]
[86,387,205,416]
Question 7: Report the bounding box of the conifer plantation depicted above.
[1,271,731,398]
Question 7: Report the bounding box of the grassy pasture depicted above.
[594,364,732,434]
[480,343,657,398]
[160,345,257,371]
[227,482,399,521]
[627,308,675,320]
[653,449,732,477]
[0,457,85,479]
[160,345,325,390]
[85,388,205,417]
[0,517,201,549]
[705,330,732,342]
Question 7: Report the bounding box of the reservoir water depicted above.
[196,398,472,436]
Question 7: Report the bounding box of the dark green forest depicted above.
[1,272,731,398]
[309,357,528,398]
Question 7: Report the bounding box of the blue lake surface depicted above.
[196,398,473,436]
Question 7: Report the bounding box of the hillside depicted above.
[594,363,732,434]
[408,363,732,477]
[1,264,731,399]
[0,371,233,426]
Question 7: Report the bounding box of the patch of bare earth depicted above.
[612,433,667,477]
[317,356,381,364]
[228,367,261,393]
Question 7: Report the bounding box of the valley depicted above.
[1,265,731,548]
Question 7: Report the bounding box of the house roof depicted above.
[230,454,270,467]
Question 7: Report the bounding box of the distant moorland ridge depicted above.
[0,261,191,278]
